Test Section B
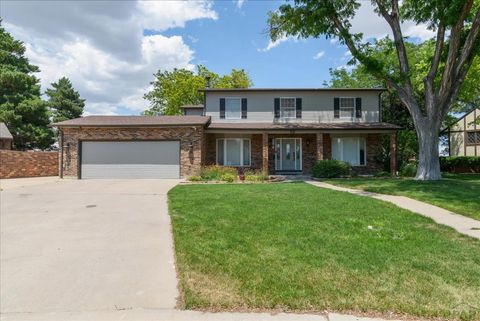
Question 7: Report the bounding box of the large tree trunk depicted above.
[415,120,442,180]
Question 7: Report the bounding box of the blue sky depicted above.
[156,1,342,88]
[2,0,434,115]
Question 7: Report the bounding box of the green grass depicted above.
[168,183,480,320]
[324,173,480,221]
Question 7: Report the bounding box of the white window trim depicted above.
[280,97,297,119]
[216,138,251,167]
[274,138,302,171]
[332,137,367,166]
[339,97,356,119]
[224,97,242,120]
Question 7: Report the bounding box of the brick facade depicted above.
[204,132,385,175]
[60,126,204,178]
[204,133,263,170]
[0,150,58,179]
[324,133,384,174]
[267,134,317,174]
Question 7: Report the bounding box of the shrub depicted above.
[199,165,237,180]
[311,160,350,178]
[399,163,417,177]
[244,169,269,182]
[374,171,391,177]
[220,173,236,182]
[188,175,203,182]
[440,156,480,173]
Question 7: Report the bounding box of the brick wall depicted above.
[0,150,58,179]
[268,134,317,174]
[60,126,204,178]
[323,133,384,174]
[204,133,263,170]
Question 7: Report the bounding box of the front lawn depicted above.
[169,183,480,321]
[325,173,480,221]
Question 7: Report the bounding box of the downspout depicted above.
[378,91,382,122]
[59,129,64,178]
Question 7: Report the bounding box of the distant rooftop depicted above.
[0,122,13,139]
[179,104,204,109]
[52,115,211,127]
[199,88,386,92]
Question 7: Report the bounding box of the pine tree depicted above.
[0,21,54,149]
[46,77,85,123]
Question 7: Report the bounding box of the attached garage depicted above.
[81,141,180,179]
[53,115,210,179]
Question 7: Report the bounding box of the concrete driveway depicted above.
[0,177,180,317]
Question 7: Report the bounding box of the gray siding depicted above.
[205,91,381,123]
[183,108,204,116]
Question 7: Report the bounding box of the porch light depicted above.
[188,142,194,151]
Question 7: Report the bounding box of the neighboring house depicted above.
[53,88,400,179]
[0,122,13,150]
[443,108,480,156]
[180,104,204,116]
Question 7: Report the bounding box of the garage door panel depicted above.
[81,141,180,179]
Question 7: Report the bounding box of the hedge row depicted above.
[439,156,480,173]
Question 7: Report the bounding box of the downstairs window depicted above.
[216,138,251,166]
[332,137,366,166]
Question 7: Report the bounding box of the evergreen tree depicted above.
[46,77,85,123]
[0,21,53,149]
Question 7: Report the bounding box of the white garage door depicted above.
[81,141,180,179]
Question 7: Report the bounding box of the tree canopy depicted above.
[143,65,253,115]
[46,77,85,123]
[269,0,480,180]
[0,21,54,149]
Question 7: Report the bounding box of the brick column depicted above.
[390,132,397,176]
[262,132,269,173]
[316,133,324,161]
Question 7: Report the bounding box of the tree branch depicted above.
[374,0,416,99]
[330,12,421,119]
[423,22,445,116]
[438,1,473,100]
[455,8,480,78]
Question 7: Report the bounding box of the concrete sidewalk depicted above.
[1,309,396,321]
[307,180,480,239]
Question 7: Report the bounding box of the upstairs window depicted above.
[466,131,480,145]
[340,97,355,118]
[280,97,296,119]
[225,98,241,119]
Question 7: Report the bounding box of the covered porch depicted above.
[204,126,399,175]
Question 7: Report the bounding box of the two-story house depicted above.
[53,88,400,179]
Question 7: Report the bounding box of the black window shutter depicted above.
[274,98,280,118]
[355,97,362,118]
[334,97,340,118]
[296,98,302,119]
[220,98,225,119]
[241,98,247,119]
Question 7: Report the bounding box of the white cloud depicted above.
[313,51,325,60]
[137,1,217,32]
[236,0,245,9]
[188,35,199,43]
[258,35,296,52]
[1,0,216,115]
[330,38,338,44]
[350,2,436,41]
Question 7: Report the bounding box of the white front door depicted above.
[275,138,302,171]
